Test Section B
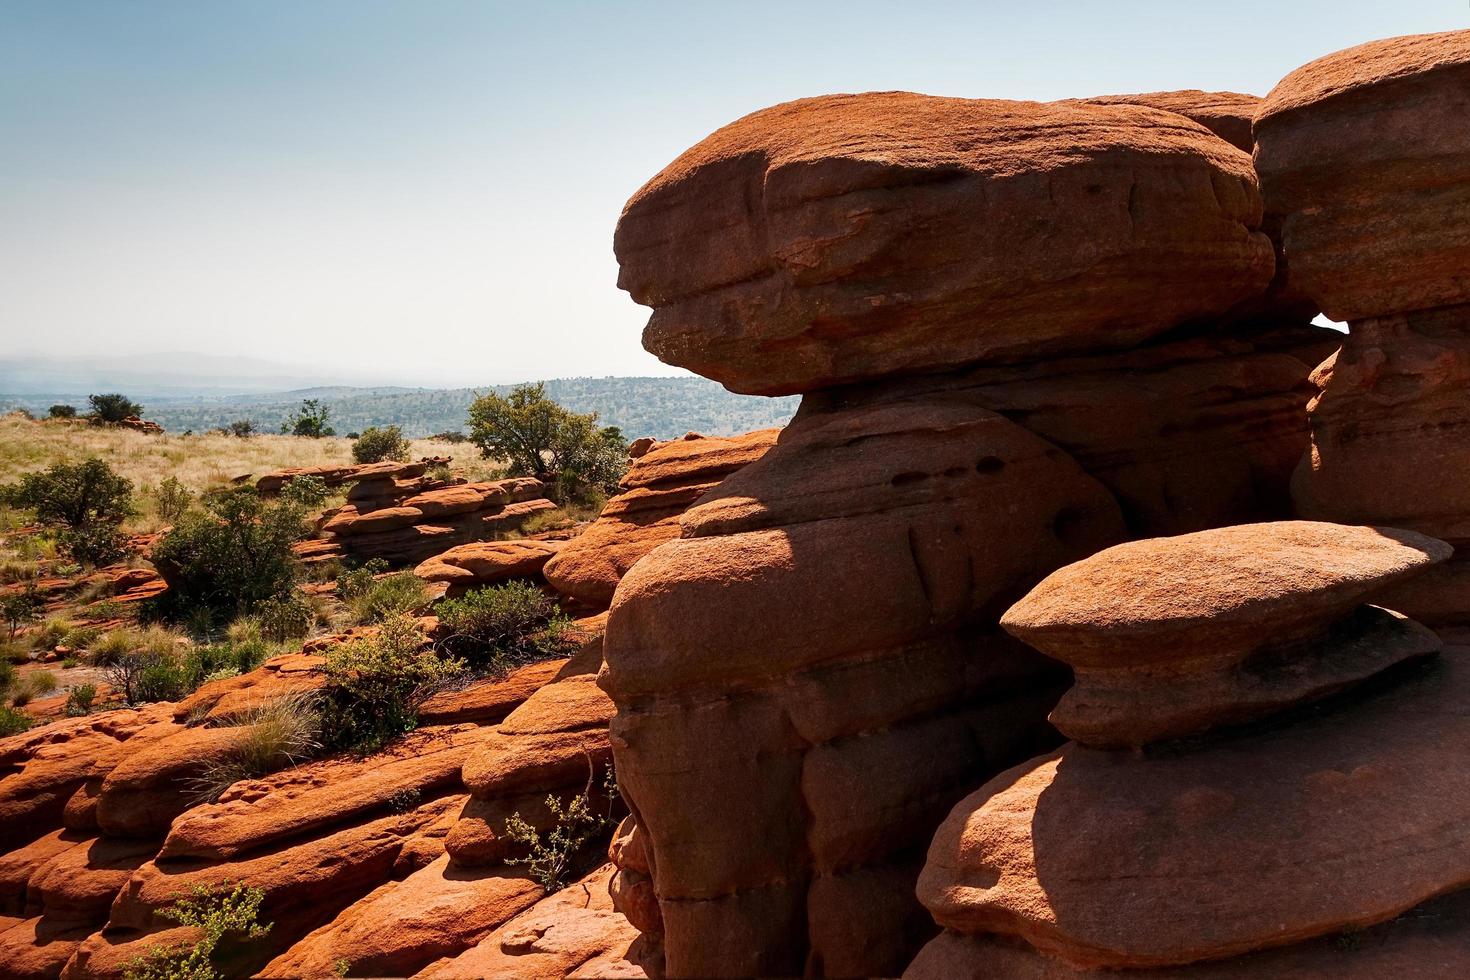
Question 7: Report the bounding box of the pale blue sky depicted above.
[2,1,1465,385]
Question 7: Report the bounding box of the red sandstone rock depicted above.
[0,915,96,980]
[1078,90,1257,151]
[255,458,450,494]
[414,864,646,979]
[1255,30,1470,322]
[543,430,779,608]
[259,855,542,978]
[601,396,1123,976]
[415,539,563,593]
[26,835,156,923]
[917,646,1470,969]
[94,724,246,838]
[617,92,1273,395]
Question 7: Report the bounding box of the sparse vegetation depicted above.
[0,457,135,567]
[279,474,330,510]
[436,580,575,670]
[48,404,77,419]
[189,693,322,803]
[466,383,628,503]
[281,398,335,438]
[65,683,97,716]
[0,705,29,736]
[2,585,43,639]
[347,571,430,624]
[122,882,272,980]
[319,614,464,753]
[503,763,619,893]
[153,477,194,523]
[351,425,411,464]
[252,592,315,643]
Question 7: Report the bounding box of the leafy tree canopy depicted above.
[466,383,628,502]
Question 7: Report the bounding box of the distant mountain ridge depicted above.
[1,376,798,442]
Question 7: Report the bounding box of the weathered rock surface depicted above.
[543,430,778,608]
[1078,90,1257,151]
[255,458,451,495]
[616,92,1274,394]
[415,539,564,593]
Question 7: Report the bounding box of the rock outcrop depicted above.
[1255,29,1470,623]
[255,458,451,495]
[542,430,779,608]
[602,90,1333,976]
[912,520,1461,973]
[415,539,565,596]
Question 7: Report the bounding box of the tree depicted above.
[351,425,411,464]
[2,585,42,640]
[281,399,335,438]
[47,404,77,419]
[1,458,133,529]
[88,393,144,423]
[149,486,308,620]
[466,383,629,501]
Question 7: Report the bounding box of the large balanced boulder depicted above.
[616,92,1274,394]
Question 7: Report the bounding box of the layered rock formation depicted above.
[912,520,1461,974]
[542,430,778,609]
[304,475,556,568]
[255,458,451,495]
[602,90,1335,976]
[1255,29,1470,622]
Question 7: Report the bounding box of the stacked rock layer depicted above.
[602,89,1337,975]
[911,520,1461,975]
[1256,29,1470,623]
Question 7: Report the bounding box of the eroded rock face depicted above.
[1257,29,1470,625]
[602,398,1124,975]
[542,430,779,609]
[616,92,1274,395]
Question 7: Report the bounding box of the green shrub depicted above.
[0,658,13,695]
[123,882,271,980]
[154,477,194,523]
[48,404,78,419]
[0,706,29,736]
[61,656,79,669]
[28,670,57,695]
[188,693,321,803]
[280,475,330,510]
[99,629,188,704]
[320,615,464,753]
[436,580,574,670]
[225,419,256,438]
[351,426,411,464]
[254,592,314,643]
[27,617,72,651]
[65,683,97,716]
[349,571,430,624]
[181,639,269,689]
[1,457,133,529]
[335,559,388,602]
[90,626,182,667]
[467,383,628,504]
[504,765,620,893]
[280,399,334,438]
[59,521,133,567]
[150,487,307,622]
[88,392,144,424]
[134,658,190,703]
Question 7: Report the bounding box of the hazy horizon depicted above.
[3,1,1462,387]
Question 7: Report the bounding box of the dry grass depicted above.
[188,692,323,803]
[0,415,505,533]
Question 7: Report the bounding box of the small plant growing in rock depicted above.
[189,693,322,803]
[503,763,619,893]
[64,683,96,716]
[351,425,411,464]
[280,474,330,509]
[320,614,464,753]
[0,705,30,736]
[349,571,430,624]
[386,786,422,814]
[122,882,272,980]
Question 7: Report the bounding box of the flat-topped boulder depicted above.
[616,92,1274,394]
[916,647,1470,969]
[1255,30,1470,322]
[414,539,563,593]
[256,458,451,494]
[1001,521,1448,745]
[1077,89,1257,151]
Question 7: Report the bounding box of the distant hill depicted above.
[2,377,798,442]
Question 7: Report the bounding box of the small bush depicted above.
[150,487,307,622]
[254,592,314,643]
[225,419,256,438]
[351,426,411,464]
[86,599,125,623]
[436,581,574,670]
[123,882,272,980]
[0,658,13,695]
[320,615,464,753]
[61,656,79,669]
[181,639,269,689]
[189,693,322,803]
[1,457,133,529]
[349,571,430,624]
[428,430,468,444]
[154,477,194,523]
[88,392,144,424]
[59,521,133,567]
[504,764,620,893]
[28,671,57,695]
[89,626,180,667]
[134,657,190,703]
[100,628,188,704]
[226,616,264,647]
[280,475,330,510]
[0,706,29,736]
[65,683,97,716]
[27,617,72,651]
[48,404,78,419]
[335,559,388,602]
[2,586,43,640]
[9,671,56,707]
